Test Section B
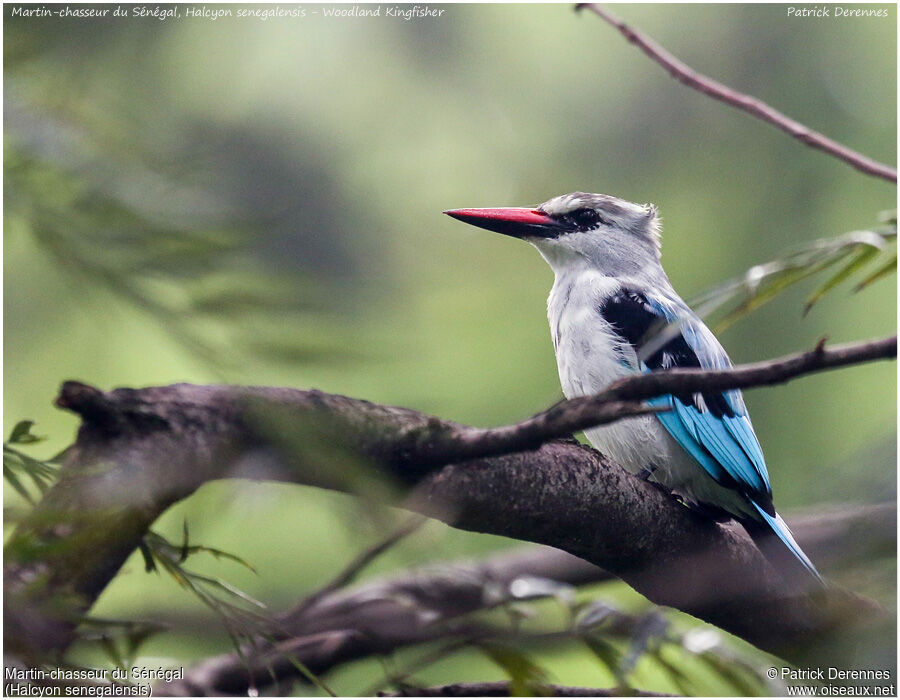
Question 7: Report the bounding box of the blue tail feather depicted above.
[751,502,823,584]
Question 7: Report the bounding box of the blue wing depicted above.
[599,289,771,502]
[599,288,820,580]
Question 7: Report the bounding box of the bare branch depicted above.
[378,681,672,697]
[411,335,897,466]
[576,4,897,183]
[289,515,427,621]
[158,546,603,695]
[156,503,894,696]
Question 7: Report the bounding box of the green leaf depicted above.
[853,253,897,292]
[99,635,127,672]
[276,642,338,697]
[4,463,35,504]
[689,225,896,331]
[182,544,259,574]
[878,210,897,226]
[803,246,881,315]
[3,441,59,502]
[81,619,168,667]
[189,573,267,609]
[139,527,271,669]
[138,540,157,573]
[582,634,625,686]
[6,99,343,375]
[481,644,551,697]
[6,448,57,489]
[696,651,765,696]
[7,420,45,444]
[621,612,669,677]
[574,601,619,631]
[122,624,165,664]
[180,520,190,563]
[651,649,695,695]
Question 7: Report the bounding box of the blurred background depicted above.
[4,3,896,695]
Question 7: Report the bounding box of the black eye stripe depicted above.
[559,207,609,230]
[573,208,597,225]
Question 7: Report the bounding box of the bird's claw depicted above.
[637,466,657,481]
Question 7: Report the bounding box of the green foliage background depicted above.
[4,3,896,694]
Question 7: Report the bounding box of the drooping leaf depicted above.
[696,651,766,696]
[268,635,338,697]
[75,617,167,671]
[853,253,897,292]
[481,644,551,697]
[4,462,35,504]
[3,436,58,503]
[188,573,267,609]
[689,225,896,331]
[138,540,157,573]
[574,600,619,631]
[8,420,45,444]
[183,545,259,574]
[651,648,696,695]
[180,520,190,563]
[620,611,670,678]
[6,95,352,374]
[139,527,269,665]
[582,634,626,687]
[803,246,881,315]
[99,635,127,672]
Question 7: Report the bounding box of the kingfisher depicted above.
[445,192,821,583]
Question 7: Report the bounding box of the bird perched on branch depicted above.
[445,192,821,584]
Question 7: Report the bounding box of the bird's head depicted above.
[445,192,661,277]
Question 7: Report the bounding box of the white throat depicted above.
[546,267,626,399]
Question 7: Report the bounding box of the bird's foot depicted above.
[637,466,674,496]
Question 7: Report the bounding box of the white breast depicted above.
[548,271,628,396]
[546,269,756,517]
[547,271,682,479]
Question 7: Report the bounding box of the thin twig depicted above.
[289,515,426,620]
[364,638,475,697]
[423,335,896,465]
[219,516,427,695]
[576,4,897,183]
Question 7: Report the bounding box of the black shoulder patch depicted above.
[598,290,659,349]
[599,290,734,418]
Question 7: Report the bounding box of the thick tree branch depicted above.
[576,4,898,183]
[156,503,894,696]
[4,337,895,670]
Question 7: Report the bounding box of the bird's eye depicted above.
[570,208,601,229]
